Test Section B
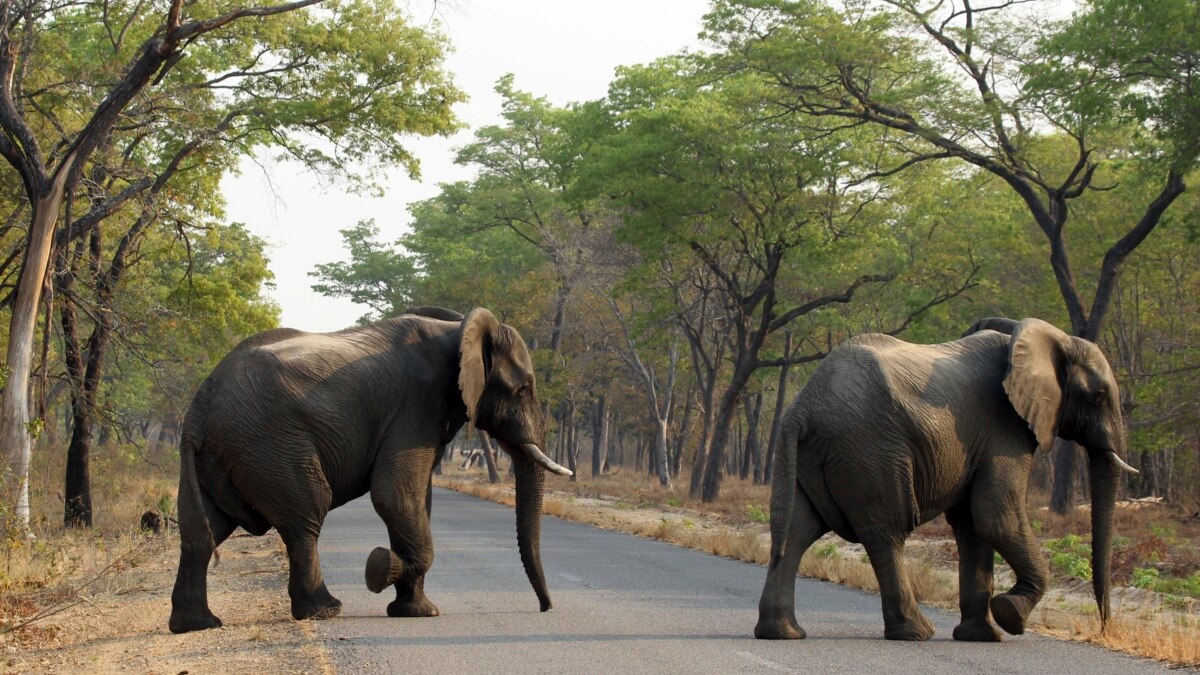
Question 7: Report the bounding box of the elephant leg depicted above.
[755,489,828,639]
[972,466,1048,636]
[169,494,237,633]
[278,523,342,621]
[859,528,935,641]
[367,446,440,618]
[268,459,340,621]
[945,500,1001,642]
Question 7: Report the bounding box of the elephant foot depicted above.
[291,586,343,621]
[754,616,806,640]
[952,618,1002,642]
[168,607,222,634]
[884,613,935,641]
[365,547,406,593]
[990,593,1033,636]
[387,594,440,618]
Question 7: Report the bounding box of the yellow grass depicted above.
[1,440,178,643]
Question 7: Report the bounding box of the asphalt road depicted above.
[315,488,1167,674]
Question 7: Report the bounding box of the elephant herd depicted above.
[168,307,1136,646]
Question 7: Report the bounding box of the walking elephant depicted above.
[169,307,571,633]
[754,318,1137,642]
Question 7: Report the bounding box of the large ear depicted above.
[459,308,500,422]
[1003,318,1070,451]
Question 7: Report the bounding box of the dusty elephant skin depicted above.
[755,318,1137,643]
[168,306,571,634]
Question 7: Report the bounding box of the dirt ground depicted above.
[1,532,330,674]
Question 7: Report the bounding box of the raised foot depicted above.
[884,613,936,641]
[952,618,1002,642]
[169,608,223,634]
[990,593,1033,636]
[387,595,440,618]
[365,547,405,593]
[754,617,806,640]
[291,587,343,621]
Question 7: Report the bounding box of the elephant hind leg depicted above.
[858,528,935,641]
[755,489,828,640]
[945,500,1001,642]
[279,527,343,621]
[169,494,237,633]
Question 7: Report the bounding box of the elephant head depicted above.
[1002,318,1137,627]
[458,308,570,612]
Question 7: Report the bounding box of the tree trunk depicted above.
[479,429,500,484]
[592,394,608,478]
[1049,438,1084,514]
[566,402,578,482]
[688,379,717,498]
[1,191,68,530]
[671,386,694,479]
[762,332,793,484]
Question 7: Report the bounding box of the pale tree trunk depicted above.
[2,186,71,529]
[591,394,608,478]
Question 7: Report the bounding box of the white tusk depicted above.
[521,443,573,476]
[1108,451,1140,475]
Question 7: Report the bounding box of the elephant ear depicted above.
[1003,318,1070,451]
[459,308,500,423]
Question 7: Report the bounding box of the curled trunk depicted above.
[510,450,552,611]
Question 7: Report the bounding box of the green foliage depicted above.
[1131,567,1200,599]
[746,503,770,524]
[812,542,839,559]
[1046,534,1093,581]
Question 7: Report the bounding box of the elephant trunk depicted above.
[1087,448,1120,630]
[511,448,553,611]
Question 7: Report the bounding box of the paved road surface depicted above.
[316,488,1166,674]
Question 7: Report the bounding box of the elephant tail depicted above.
[768,408,805,565]
[178,390,217,566]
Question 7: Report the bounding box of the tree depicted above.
[585,57,972,501]
[0,0,462,529]
[706,0,1199,511]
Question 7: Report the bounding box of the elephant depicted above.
[168,306,571,634]
[754,318,1138,642]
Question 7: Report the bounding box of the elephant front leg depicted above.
[369,450,440,618]
[945,501,1001,642]
[859,529,935,641]
[972,463,1048,636]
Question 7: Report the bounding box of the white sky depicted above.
[221,0,711,332]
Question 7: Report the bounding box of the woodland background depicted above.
[0,0,1195,540]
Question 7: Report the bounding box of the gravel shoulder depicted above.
[3,532,330,674]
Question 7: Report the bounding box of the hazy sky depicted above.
[221,0,711,332]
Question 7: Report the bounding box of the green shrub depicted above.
[747,503,770,524]
[1046,534,1093,580]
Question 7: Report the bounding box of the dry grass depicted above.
[1,440,178,643]
[438,466,1199,668]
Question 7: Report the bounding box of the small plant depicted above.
[1131,566,1160,590]
[811,542,838,559]
[666,497,683,508]
[1046,534,1092,580]
[747,503,770,524]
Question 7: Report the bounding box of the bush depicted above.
[1046,534,1093,580]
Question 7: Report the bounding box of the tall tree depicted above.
[706,0,1199,511]
[0,0,462,529]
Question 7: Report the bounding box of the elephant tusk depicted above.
[521,443,573,476]
[1107,451,1139,475]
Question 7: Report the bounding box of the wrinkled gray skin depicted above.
[169,307,571,634]
[755,318,1136,642]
